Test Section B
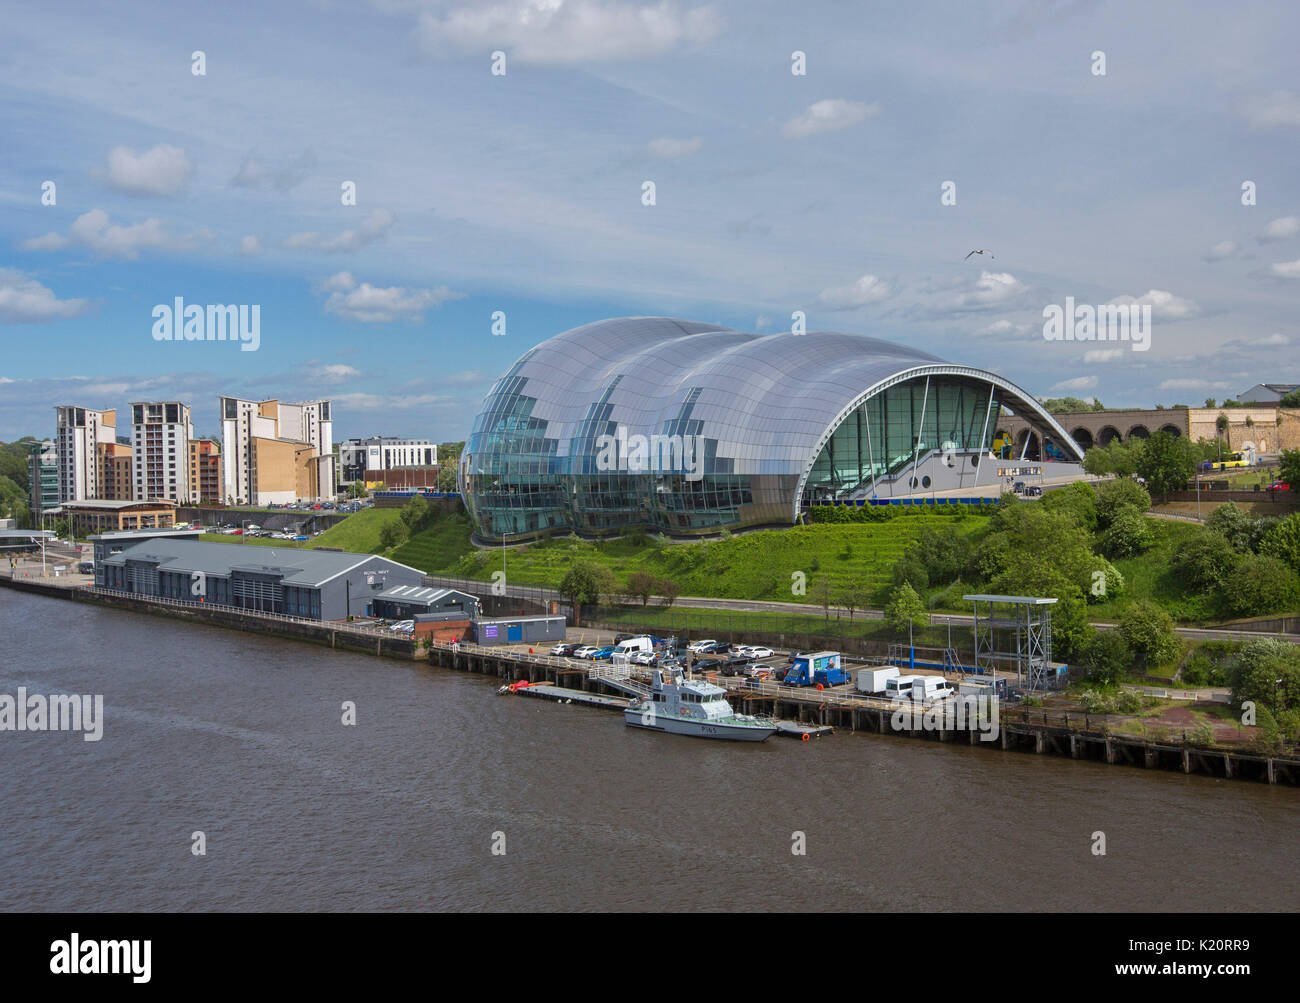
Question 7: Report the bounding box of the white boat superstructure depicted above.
[625,668,777,742]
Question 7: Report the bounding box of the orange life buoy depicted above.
[801,733,810,742]
[816,683,824,691]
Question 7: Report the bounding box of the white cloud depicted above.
[1270,259,1300,278]
[816,273,891,310]
[1108,289,1199,319]
[646,136,703,159]
[22,209,200,260]
[1259,216,1300,243]
[1242,90,1300,129]
[1083,348,1126,363]
[106,144,194,196]
[1247,332,1290,347]
[782,98,879,139]
[1050,375,1097,392]
[316,270,464,322]
[1158,378,1218,390]
[417,0,723,65]
[284,209,396,253]
[229,149,316,192]
[238,235,263,257]
[0,269,91,323]
[310,363,361,384]
[958,271,1024,308]
[1203,239,1239,261]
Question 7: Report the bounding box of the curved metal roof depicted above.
[470,316,1083,479]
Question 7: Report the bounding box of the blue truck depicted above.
[782,650,850,687]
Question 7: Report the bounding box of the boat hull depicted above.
[624,710,776,742]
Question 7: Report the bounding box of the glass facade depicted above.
[462,318,1074,541]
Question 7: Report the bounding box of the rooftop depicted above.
[56,498,178,510]
[100,538,424,587]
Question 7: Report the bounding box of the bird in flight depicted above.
[965,249,994,260]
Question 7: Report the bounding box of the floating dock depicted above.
[514,684,630,710]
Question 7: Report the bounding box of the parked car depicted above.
[746,663,774,680]
[1267,481,1292,492]
[632,650,659,666]
[550,642,578,657]
[572,646,600,659]
[293,535,309,542]
[1012,481,1026,494]
[591,646,616,660]
[1024,486,1043,497]
[388,620,415,633]
[687,639,718,653]
[741,646,774,659]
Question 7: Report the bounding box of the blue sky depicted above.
[2,0,1298,442]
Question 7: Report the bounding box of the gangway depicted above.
[586,664,651,698]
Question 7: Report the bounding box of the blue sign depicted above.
[484,625,498,638]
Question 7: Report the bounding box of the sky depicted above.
[1,0,1298,443]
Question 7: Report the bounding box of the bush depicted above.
[1223,554,1300,618]
[1119,600,1180,669]
[1259,513,1300,573]
[1100,506,1155,558]
[1080,629,1132,685]
[1096,478,1151,527]
[1040,480,1099,531]
[891,554,929,592]
[1170,527,1239,594]
[1206,502,1257,553]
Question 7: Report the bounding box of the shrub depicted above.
[1040,479,1099,531]
[885,582,928,634]
[1206,502,1257,553]
[1096,478,1151,527]
[1100,506,1155,558]
[1223,554,1300,618]
[1119,600,1180,669]
[1080,629,1132,685]
[1259,513,1300,573]
[1170,527,1238,594]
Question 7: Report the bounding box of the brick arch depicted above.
[1071,427,1094,450]
[1099,425,1122,445]
[1127,424,1151,439]
[1159,424,1181,437]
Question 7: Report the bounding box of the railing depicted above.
[88,586,400,638]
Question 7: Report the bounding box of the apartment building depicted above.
[130,401,194,503]
[97,441,134,500]
[339,436,437,483]
[28,441,59,519]
[189,438,223,503]
[219,396,335,504]
[54,406,117,502]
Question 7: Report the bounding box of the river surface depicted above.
[2,591,1297,911]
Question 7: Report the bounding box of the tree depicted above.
[1100,506,1155,558]
[1170,527,1239,594]
[399,495,430,533]
[1224,555,1300,618]
[885,582,927,634]
[436,464,459,493]
[1227,638,1300,715]
[626,570,657,606]
[378,519,408,550]
[1135,430,1198,494]
[1280,389,1300,409]
[559,561,604,611]
[837,578,872,621]
[1259,513,1300,573]
[1080,629,1132,686]
[1206,501,1258,553]
[1204,398,1217,409]
[1040,479,1099,531]
[1278,449,1300,492]
[1118,600,1180,670]
[655,577,680,609]
[810,575,834,621]
[1095,475,1151,528]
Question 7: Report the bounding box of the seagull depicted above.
[965,249,994,260]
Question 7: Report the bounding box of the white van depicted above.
[910,675,957,706]
[611,636,654,666]
[885,675,921,701]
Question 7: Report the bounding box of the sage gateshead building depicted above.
[461,318,1082,541]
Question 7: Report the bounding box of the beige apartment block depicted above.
[97,442,134,501]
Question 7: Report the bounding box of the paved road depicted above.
[425,573,1299,644]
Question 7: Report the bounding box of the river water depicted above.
[2,591,1296,911]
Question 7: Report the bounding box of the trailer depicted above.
[856,666,900,695]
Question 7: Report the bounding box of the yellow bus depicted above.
[1205,451,1250,471]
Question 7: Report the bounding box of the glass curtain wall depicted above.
[802,377,1001,500]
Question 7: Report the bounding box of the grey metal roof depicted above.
[467,316,1084,480]
[101,538,422,586]
[963,594,1059,604]
[373,584,477,605]
[0,529,56,539]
